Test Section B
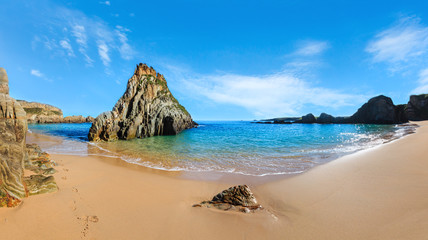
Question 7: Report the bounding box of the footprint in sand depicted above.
[62,176,67,180]
[63,168,69,172]
[72,187,78,193]
[70,200,77,211]
[77,215,99,238]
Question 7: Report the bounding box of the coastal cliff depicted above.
[17,100,93,123]
[88,63,196,141]
[17,100,63,123]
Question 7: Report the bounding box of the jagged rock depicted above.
[0,68,9,94]
[24,175,58,196]
[88,63,196,141]
[0,68,27,202]
[406,94,428,121]
[17,100,63,123]
[349,95,407,124]
[193,185,262,213]
[317,113,335,124]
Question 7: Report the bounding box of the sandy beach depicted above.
[1,122,428,240]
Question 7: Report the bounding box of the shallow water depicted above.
[28,121,415,176]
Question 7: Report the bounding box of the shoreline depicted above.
[1,122,427,239]
[25,121,416,184]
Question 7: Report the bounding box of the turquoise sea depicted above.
[28,121,415,176]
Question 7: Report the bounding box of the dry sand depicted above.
[1,122,428,239]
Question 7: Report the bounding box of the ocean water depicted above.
[28,121,415,176]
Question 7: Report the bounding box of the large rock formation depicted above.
[349,95,407,124]
[406,94,428,121]
[0,68,58,207]
[88,63,196,141]
[0,68,28,204]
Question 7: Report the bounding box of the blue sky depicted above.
[1,0,428,120]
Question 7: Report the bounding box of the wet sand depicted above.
[1,122,428,239]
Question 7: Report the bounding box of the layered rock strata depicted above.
[89,63,196,141]
[0,68,58,207]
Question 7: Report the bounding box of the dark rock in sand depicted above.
[406,94,428,121]
[193,185,262,213]
[88,63,196,141]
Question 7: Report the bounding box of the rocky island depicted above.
[260,94,428,124]
[88,63,196,141]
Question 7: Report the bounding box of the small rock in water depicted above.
[192,185,262,213]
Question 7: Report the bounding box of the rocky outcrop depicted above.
[193,185,262,213]
[295,113,316,123]
[0,90,28,204]
[349,95,406,124]
[0,68,9,94]
[405,94,428,121]
[88,63,196,141]
[0,68,27,206]
[317,113,335,124]
[0,68,58,207]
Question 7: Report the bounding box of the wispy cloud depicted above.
[294,41,329,56]
[367,16,428,94]
[165,63,364,117]
[97,41,110,66]
[59,39,74,56]
[71,25,93,65]
[366,16,428,65]
[31,4,136,70]
[115,26,135,60]
[99,1,110,6]
[30,69,43,77]
[411,68,428,94]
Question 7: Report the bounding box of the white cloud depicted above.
[59,39,74,56]
[97,41,110,66]
[71,25,93,65]
[31,5,137,71]
[30,69,43,77]
[366,17,428,64]
[411,68,428,94]
[99,1,110,6]
[178,70,363,117]
[115,26,135,60]
[294,41,329,56]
